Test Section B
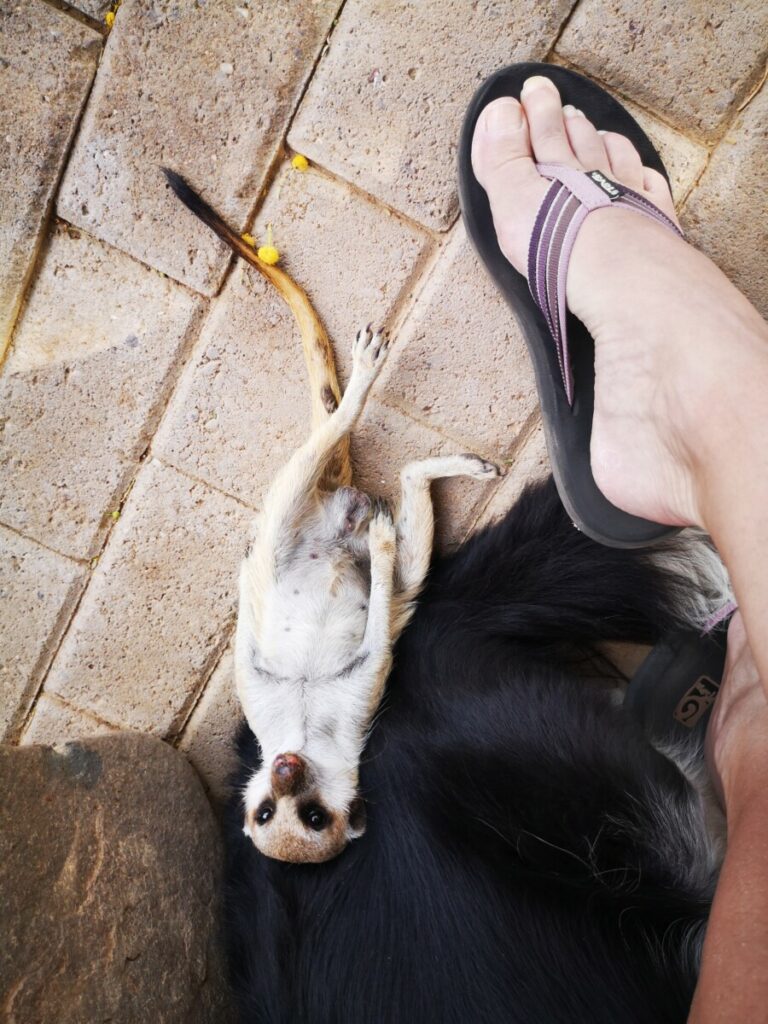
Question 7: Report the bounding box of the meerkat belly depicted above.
[261,557,370,679]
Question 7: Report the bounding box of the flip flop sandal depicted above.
[458,61,683,548]
[624,602,737,752]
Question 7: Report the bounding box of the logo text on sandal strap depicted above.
[673,675,720,729]
[587,170,623,200]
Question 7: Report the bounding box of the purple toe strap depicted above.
[702,598,738,636]
[527,162,684,406]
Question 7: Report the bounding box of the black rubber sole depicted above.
[458,62,681,548]
[624,620,731,752]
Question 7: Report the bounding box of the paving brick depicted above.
[44,460,251,736]
[253,163,433,385]
[0,2,101,357]
[547,56,709,202]
[0,224,203,560]
[682,86,768,319]
[475,418,550,528]
[378,222,537,457]
[57,0,338,294]
[72,0,113,19]
[618,102,708,204]
[20,694,119,747]
[350,399,503,552]
[179,646,242,806]
[556,0,768,140]
[154,165,431,505]
[289,0,574,229]
[0,526,86,741]
[461,56,705,226]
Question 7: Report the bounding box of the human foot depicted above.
[471,78,681,276]
[470,75,768,531]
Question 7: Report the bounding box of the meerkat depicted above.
[164,170,502,863]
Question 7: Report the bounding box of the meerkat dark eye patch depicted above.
[255,801,275,825]
[348,797,367,834]
[300,804,330,831]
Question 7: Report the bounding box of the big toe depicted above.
[471,96,549,274]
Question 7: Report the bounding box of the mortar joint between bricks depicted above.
[168,616,237,746]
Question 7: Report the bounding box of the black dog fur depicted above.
[223,478,717,1024]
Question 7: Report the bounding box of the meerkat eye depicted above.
[302,805,329,831]
[255,801,274,825]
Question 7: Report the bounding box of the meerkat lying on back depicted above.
[165,170,501,862]
[235,328,500,863]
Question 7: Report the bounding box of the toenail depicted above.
[521,75,556,97]
[563,104,578,118]
[482,97,522,132]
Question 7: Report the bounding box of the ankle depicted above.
[687,343,768,532]
[566,209,688,322]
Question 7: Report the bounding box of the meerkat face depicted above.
[243,752,367,864]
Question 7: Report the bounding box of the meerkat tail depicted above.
[162,168,351,489]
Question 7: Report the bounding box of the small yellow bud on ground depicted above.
[291,154,309,171]
[105,11,115,27]
[241,233,256,247]
[257,245,280,265]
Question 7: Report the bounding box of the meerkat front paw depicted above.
[460,454,505,480]
[350,324,390,386]
[369,498,396,550]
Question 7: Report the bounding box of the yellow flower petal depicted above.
[105,10,115,27]
[241,233,256,247]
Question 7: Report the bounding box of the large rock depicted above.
[0,733,234,1023]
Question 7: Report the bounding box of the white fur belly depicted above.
[259,560,370,679]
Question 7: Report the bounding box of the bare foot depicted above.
[471,76,768,529]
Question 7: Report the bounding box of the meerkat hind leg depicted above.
[253,326,390,568]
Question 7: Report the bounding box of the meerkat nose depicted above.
[273,753,302,779]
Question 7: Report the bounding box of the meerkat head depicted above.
[243,752,367,864]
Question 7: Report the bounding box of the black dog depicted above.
[223,478,725,1024]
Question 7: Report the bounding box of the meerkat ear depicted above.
[347,797,367,839]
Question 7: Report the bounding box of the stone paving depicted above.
[1,0,766,803]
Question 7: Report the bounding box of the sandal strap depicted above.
[527,163,684,406]
[702,598,738,636]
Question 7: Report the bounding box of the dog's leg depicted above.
[393,455,501,616]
